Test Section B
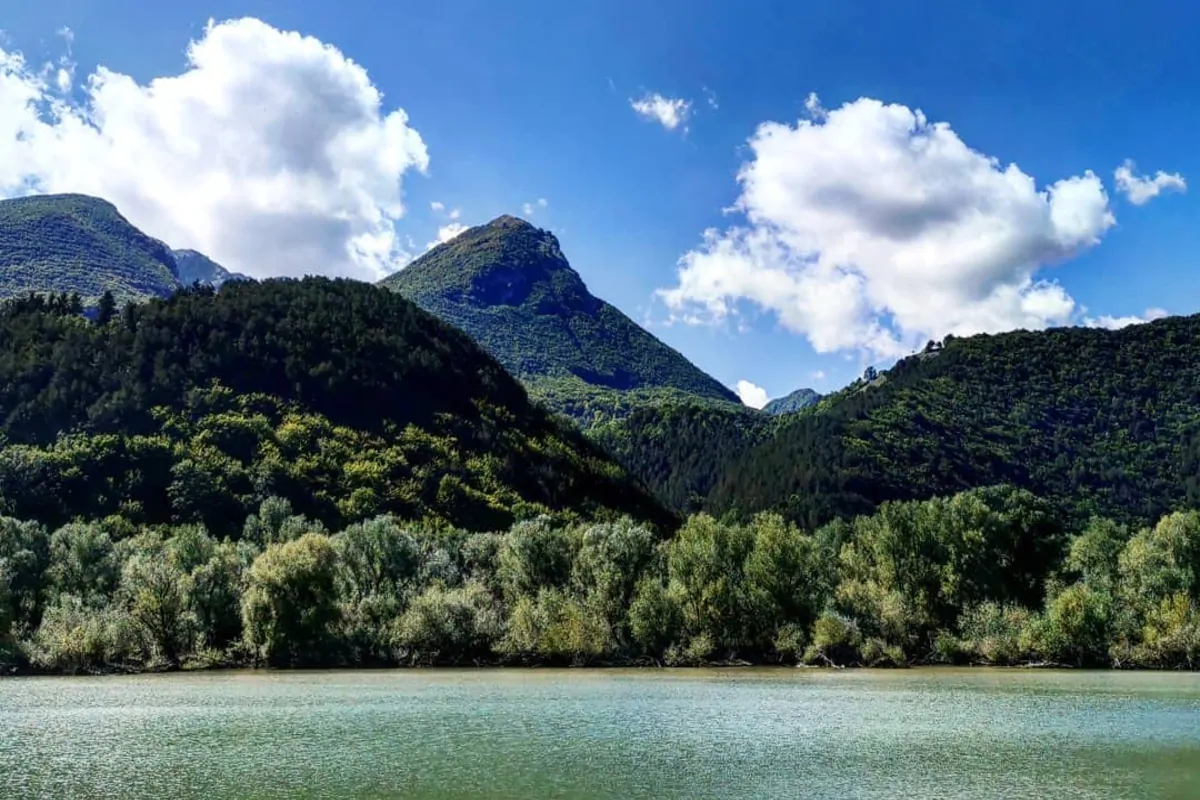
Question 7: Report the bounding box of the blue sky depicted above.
[2,0,1197,405]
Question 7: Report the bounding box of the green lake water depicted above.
[1,668,1198,799]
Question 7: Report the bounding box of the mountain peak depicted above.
[762,387,822,415]
[382,218,738,402]
[486,214,537,230]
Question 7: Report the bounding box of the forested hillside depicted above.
[382,216,738,403]
[0,279,670,535]
[711,321,1200,529]
[0,194,180,305]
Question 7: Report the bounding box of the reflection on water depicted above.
[2,668,1199,799]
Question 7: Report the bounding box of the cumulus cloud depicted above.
[1114,159,1186,206]
[430,201,445,212]
[735,380,770,409]
[0,17,429,280]
[427,222,468,250]
[812,370,826,380]
[522,197,548,216]
[658,95,1118,358]
[631,93,692,131]
[1085,307,1169,330]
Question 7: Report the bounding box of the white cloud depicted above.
[1085,307,1169,330]
[426,222,468,250]
[1114,159,1186,206]
[658,94,1118,358]
[812,370,826,380]
[431,201,461,220]
[735,380,770,409]
[0,17,429,280]
[631,92,692,131]
[703,87,718,110]
[521,197,548,216]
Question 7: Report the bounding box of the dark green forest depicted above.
[0,195,181,306]
[0,280,669,536]
[709,324,1200,531]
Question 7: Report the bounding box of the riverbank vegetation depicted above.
[3,485,1197,674]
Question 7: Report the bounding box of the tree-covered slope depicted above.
[710,319,1200,530]
[381,216,738,403]
[763,388,822,415]
[173,249,251,288]
[0,279,671,534]
[0,194,180,305]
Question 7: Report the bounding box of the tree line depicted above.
[4,485,1197,674]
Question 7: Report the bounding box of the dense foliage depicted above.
[519,378,772,512]
[0,194,180,306]
[381,216,738,403]
[0,279,671,534]
[711,322,1200,530]
[762,388,822,415]
[5,487,1197,674]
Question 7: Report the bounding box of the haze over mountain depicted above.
[381,216,738,404]
[173,249,251,288]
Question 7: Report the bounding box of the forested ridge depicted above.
[709,321,1200,530]
[0,194,181,306]
[0,279,670,536]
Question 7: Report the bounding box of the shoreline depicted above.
[5,660,1195,678]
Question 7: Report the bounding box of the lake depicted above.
[1,668,1198,799]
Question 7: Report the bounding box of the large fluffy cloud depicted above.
[0,17,428,280]
[658,96,1120,357]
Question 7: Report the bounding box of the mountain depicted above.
[0,278,671,535]
[0,194,180,305]
[174,249,252,288]
[763,388,821,415]
[381,216,738,403]
[709,318,1200,530]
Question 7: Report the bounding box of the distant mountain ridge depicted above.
[0,194,246,305]
[0,194,180,305]
[381,216,739,404]
[763,388,821,415]
[709,315,1200,530]
[174,249,252,288]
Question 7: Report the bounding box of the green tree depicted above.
[242,533,341,666]
[120,549,194,666]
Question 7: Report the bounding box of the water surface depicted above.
[2,668,1198,799]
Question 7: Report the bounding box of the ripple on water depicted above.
[1,669,1199,799]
